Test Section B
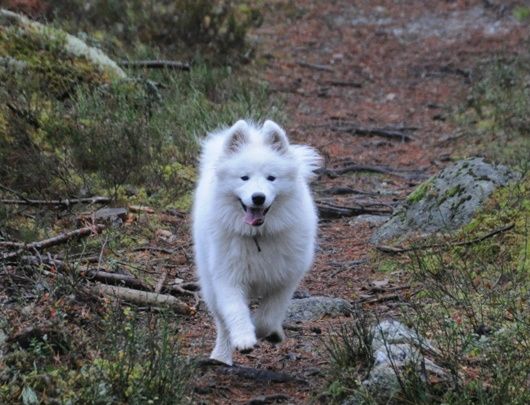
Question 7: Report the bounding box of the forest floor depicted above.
[186,0,528,403]
[1,1,528,404]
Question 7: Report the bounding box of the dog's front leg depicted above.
[213,278,257,352]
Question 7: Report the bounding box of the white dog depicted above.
[192,119,321,365]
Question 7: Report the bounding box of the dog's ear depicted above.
[225,120,250,153]
[262,120,289,153]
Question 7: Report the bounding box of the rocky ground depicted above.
[183,1,528,403]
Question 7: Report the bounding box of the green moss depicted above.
[378,259,399,273]
[513,6,530,21]
[406,178,434,204]
[0,24,110,98]
[437,184,463,206]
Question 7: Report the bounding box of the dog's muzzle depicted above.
[239,199,270,227]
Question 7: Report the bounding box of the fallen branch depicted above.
[84,269,150,291]
[18,255,148,289]
[92,284,194,315]
[330,125,415,142]
[247,394,291,405]
[317,201,392,219]
[376,223,515,254]
[355,293,402,305]
[321,187,378,196]
[128,204,155,214]
[165,283,201,308]
[317,165,399,178]
[198,359,304,383]
[133,246,176,254]
[0,196,111,207]
[0,183,31,203]
[155,270,168,294]
[1,225,105,261]
[317,163,427,181]
[119,60,190,71]
[297,61,334,72]
[321,79,362,88]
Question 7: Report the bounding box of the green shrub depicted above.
[0,303,192,404]
[44,0,262,63]
[458,58,530,169]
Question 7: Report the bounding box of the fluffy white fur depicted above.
[192,119,321,365]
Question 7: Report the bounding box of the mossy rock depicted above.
[371,158,521,243]
[0,8,125,98]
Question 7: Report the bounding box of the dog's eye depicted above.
[267,175,276,182]
[241,176,249,181]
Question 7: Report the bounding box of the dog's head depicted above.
[216,120,298,227]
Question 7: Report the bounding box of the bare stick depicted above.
[0,183,31,203]
[376,223,515,254]
[128,205,155,214]
[317,201,392,219]
[317,164,426,181]
[165,283,201,308]
[330,125,414,142]
[119,60,190,71]
[0,196,111,207]
[155,270,168,294]
[92,284,194,315]
[321,187,378,196]
[321,80,362,88]
[84,269,150,291]
[1,225,105,260]
[198,360,305,383]
[297,61,334,72]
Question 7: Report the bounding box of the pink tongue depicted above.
[244,208,265,226]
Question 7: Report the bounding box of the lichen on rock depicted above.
[0,8,125,81]
[371,157,520,244]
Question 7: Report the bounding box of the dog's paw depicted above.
[265,328,285,344]
[232,333,257,352]
[209,353,233,366]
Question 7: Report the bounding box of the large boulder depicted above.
[0,8,126,81]
[371,158,520,243]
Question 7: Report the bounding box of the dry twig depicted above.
[92,284,194,315]
[297,61,334,72]
[376,223,515,254]
[0,196,110,207]
[317,200,392,219]
[1,225,105,261]
[119,60,190,71]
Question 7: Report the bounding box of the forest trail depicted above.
[188,1,527,403]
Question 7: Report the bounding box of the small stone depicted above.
[286,296,352,322]
[94,208,128,227]
[371,320,434,352]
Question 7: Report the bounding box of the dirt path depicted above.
[189,1,527,403]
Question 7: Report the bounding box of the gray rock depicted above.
[361,320,448,402]
[363,363,402,400]
[372,319,433,352]
[373,343,421,368]
[0,9,126,79]
[349,214,390,226]
[285,296,352,322]
[371,158,520,243]
[94,208,128,226]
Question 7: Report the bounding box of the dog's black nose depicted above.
[252,193,266,206]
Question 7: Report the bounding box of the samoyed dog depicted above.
[192,119,321,365]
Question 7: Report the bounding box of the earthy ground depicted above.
[183,1,528,404]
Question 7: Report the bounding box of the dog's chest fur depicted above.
[218,231,306,297]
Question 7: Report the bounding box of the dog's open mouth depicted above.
[239,200,270,227]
